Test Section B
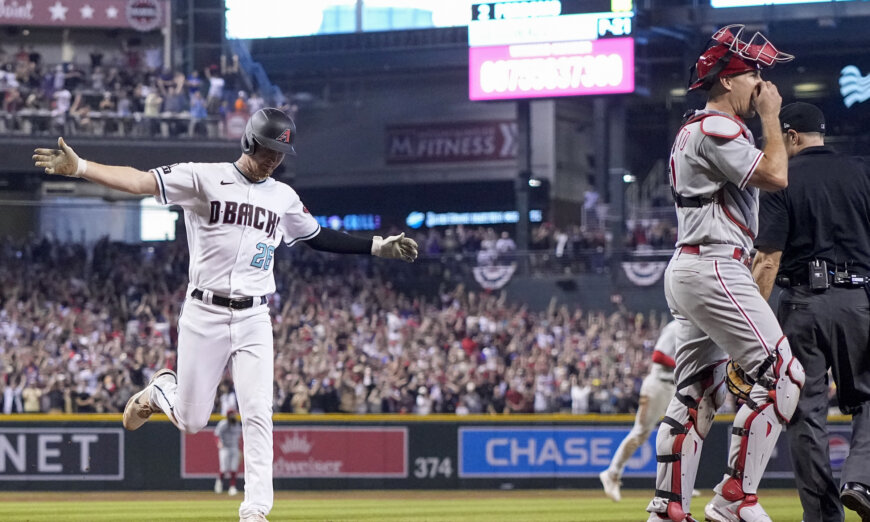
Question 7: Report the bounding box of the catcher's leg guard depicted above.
[705,383,783,522]
[647,362,727,521]
[765,337,805,423]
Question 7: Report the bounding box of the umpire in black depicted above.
[753,102,870,522]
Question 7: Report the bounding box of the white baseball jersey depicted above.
[670,110,764,253]
[150,162,321,297]
[650,320,678,382]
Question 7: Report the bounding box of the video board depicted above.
[468,0,635,100]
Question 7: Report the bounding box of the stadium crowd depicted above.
[0,235,678,416]
[0,42,282,138]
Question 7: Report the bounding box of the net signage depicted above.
[0,428,124,480]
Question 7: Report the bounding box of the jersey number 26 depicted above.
[250,242,275,271]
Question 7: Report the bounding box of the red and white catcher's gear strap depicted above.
[705,482,773,522]
[650,362,726,518]
[652,420,704,519]
[726,384,783,495]
[680,361,727,438]
[769,337,805,422]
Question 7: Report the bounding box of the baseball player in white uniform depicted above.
[32,108,418,522]
[215,409,243,496]
[644,26,805,522]
[602,320,693,501]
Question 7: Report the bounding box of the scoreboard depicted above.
[468,0,635,100]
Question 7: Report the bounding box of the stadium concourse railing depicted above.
[0,109,226,140]
[0,413,851,491]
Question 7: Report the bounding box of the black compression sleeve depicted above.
[303,227,373,255]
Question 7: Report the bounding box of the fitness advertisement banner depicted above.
[0,427,123,480]
[182,426,408,479]
[385,121,518,164]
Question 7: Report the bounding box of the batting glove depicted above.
[32,137,87,177]
[372,233,418,263]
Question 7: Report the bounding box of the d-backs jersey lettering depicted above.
[150,162,320,297]
[670,110,763,253]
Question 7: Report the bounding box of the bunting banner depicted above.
[472,264,517,290]
[621,261,667,287]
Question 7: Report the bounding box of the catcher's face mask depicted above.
[688,24,794,92]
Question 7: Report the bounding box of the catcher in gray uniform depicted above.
[645,25,805,522]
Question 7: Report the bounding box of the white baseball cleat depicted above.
[122,368,176,431]
[228,485,238,496]
[239,514,267,522]
[599,470,622,502]
[704,492,772,522]
[693,489,702,498]
[214,478,223,494]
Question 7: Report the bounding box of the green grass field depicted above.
[0,490,858,521]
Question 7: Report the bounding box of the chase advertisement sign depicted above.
[458,427,656,477]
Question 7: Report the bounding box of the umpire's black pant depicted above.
[777,284,870,522]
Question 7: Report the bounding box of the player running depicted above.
[32,108,418,522]
[600,320,699,502]
[644,26,804,522]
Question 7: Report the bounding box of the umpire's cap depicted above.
[780,102,826,134]
[241,108,296,156]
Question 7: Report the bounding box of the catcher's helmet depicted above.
[688,24,793,92]
[241,108,296,156]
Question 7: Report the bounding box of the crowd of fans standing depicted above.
[0,42,283,138]
[0,235,674,416]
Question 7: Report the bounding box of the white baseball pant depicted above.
[151,297,274,519]
[608,372,675,477]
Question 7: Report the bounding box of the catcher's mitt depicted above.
[725,360,753,401]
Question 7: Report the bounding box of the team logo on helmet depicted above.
[276,129,292,144]
[688,24,794,92]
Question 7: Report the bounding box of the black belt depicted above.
[776,274,869,289]
[190,289,267,309]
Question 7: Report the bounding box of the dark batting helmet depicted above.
[688,24,793,92]
[241,108,297,156]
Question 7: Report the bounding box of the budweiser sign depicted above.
[0,0,165,31]
[0,1,34,21]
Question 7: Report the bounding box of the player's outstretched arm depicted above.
[304,228,418,263]
[33,137,159,196]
